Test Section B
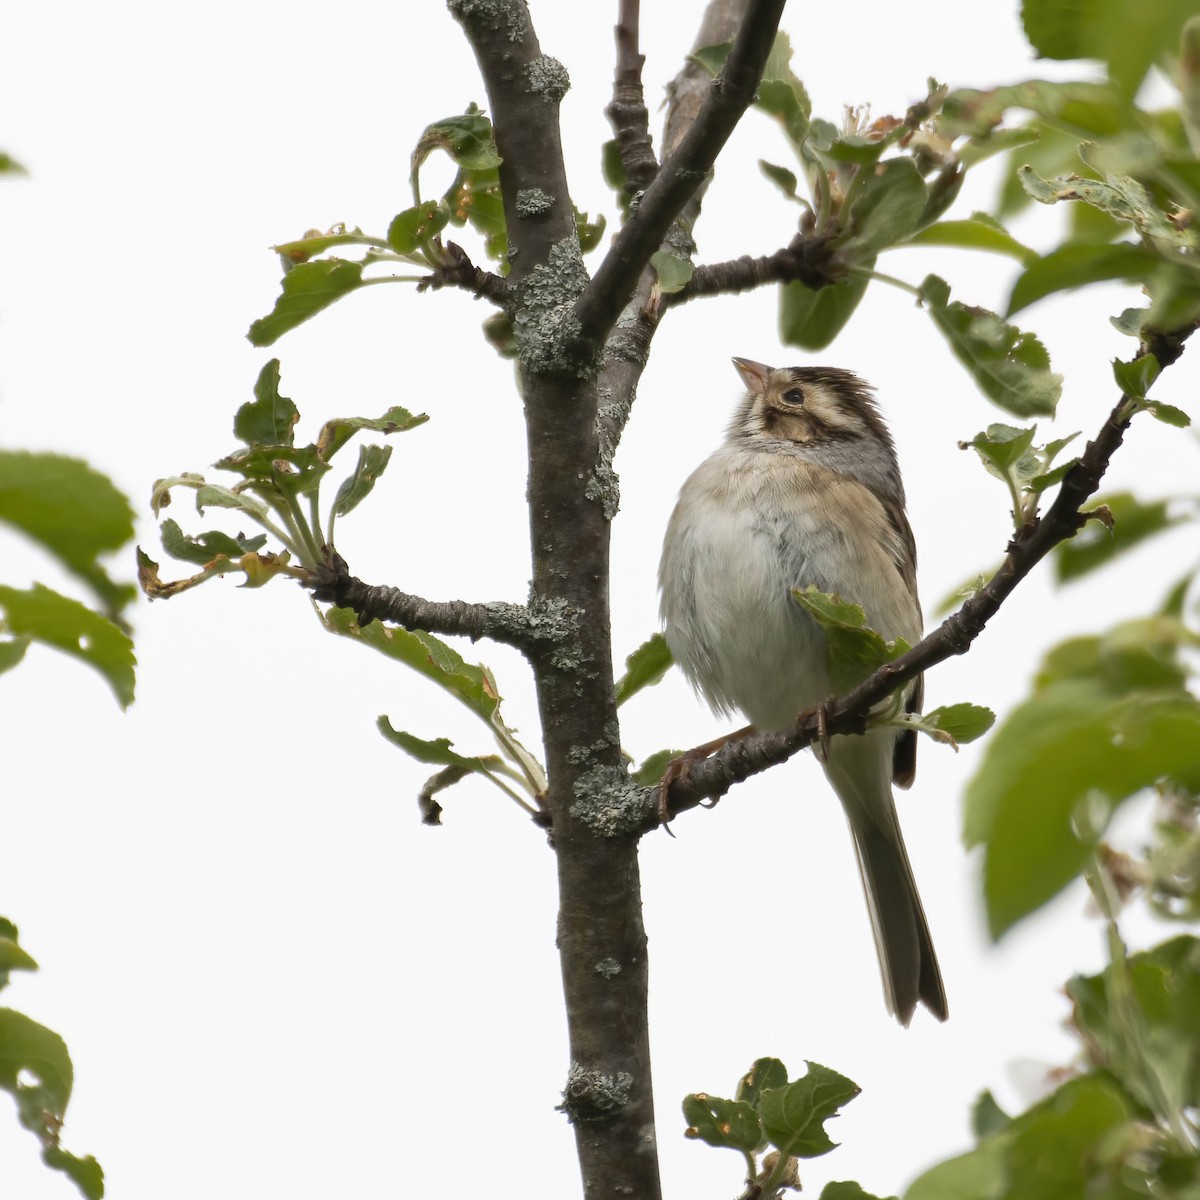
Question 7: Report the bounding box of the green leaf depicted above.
[758,1061,861,1160]
[819,1184,892,1200]
[903,1138,1008,1200]
[779,269,872,351]
[846,159,928,254]
[962,424,1038,480]
[614,633,673,706]
[0,151,28,175]
[42,1147,103,1200]
[1054,492,1182,582]
[194,484,268,520]
[159,519,266,566]
[316,406,429,460]
[386,201,449,255]
[332,444,393,518]
[697,34,810,146]
[922,704,996,745]
[0,637,30,676]
[970,1090,1013,1138]
[0,584,135,708]
[575,209,607,253]
[0,928,38,993]
[736,1057,789,1108]
[1022,0,1200,102]
[630,749,681,788]
[650,251,694,294]
[1068,934,1200,1113]
[792,587,909,691]
[273,227,379,264]
[759,160,801,201]
[411,106,501,192]
[442,165,507,260]
[1007,242,1158,315]
[233,360,299,447]
[0,451,136,619]
[1112,353,1161,401]
[247,259,366,347]
[1019,167,1198,253]
[906,214,1038,265]
[321,607,500,720]
[921,275,1062,417]
[0,1005,73,1125]
[682,1093,764,1154]
[965,679,1200,939]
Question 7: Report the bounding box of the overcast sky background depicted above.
[2,3,1197,1198]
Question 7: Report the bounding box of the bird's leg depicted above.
[656,723,755,829]
[810,699,835,763]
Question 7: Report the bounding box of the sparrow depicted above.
[658,358,947,1025]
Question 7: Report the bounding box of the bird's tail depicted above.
[824,733,948,1025]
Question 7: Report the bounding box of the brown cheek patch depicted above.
[764,407,814,442]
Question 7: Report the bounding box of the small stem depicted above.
[847,264,923,297]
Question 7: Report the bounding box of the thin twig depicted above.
[606,0,658,194]
[306,550,553,654]
[418,241,513,306]
[650,333,1193,828]
[661,231,840,307]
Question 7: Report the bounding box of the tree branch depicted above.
[651,337,1192,828]
[418,241,512,306]
[606,0,658,194]
[661,230,841,307]
[573,0,788,354]
[307,551,550,653]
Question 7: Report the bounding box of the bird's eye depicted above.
[781,387,805,406]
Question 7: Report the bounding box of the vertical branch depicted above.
[607,0,658,193]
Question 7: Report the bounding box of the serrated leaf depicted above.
[315,406,429,460]
[0,450,136,619]
[1054,492,1182,582]
[387,202,449,255]
[159,518,266,566]
[321,606,500,719]
[962,423,1038,479]
[682,1092,764,1153]
[1147,400,1190,426]
[758,1061,861,1160]
[792,587,909,691]
[442,164,507,260]
[779,269,872,351]
[923,704,996,744]
[615,633,673,706]
[650,251,694,294]
[332,444,393,518]
[248,259,366,347]
[845,158,928,254]
[906,214,1038,265]
[1007,242,1158,315]
[0,584,135,708]
[921,275,1062,417]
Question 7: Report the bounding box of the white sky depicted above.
[1,3,1196,1198]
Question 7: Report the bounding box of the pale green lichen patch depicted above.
[570,763,643,837]
[514,236,589,375]
[516,187,555,217]
[560,1062,634,1123]
[447,0,528,41]
[527,55,570,102]
[594,957,622,979]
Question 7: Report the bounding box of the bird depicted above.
[658,357,947,1025]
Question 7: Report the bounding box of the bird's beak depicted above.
[731,358,773,396]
